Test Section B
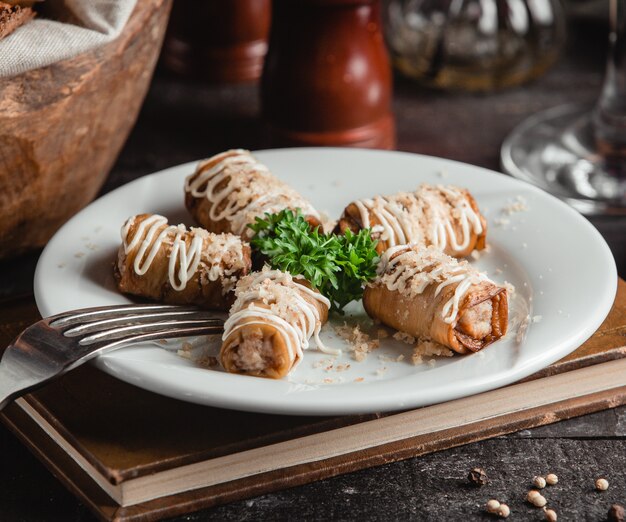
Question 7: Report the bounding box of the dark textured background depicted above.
[1,14,625,522]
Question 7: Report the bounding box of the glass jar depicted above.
[384,0,566,91]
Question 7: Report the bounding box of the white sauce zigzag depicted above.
[121,214,246,293]
[375,245,489,324]
[354,184,483,253]
[185,149,320,237]
[223,269,337,369]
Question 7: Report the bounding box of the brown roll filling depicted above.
[454,292,507,352]
[222,323,290,379]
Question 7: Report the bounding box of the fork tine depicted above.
[67,325,225,369]
[78,318,224,346]
[61,310,221,337]
[49,304,198,328]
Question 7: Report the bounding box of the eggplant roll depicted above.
[220,269,331,379]
[116,214,251,310]
[185,149,321,239]
[336,184,487,257]
[363,245,508,354]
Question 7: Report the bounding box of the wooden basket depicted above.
[0,0,172,258]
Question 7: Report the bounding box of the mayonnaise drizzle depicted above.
[121,214,245,292]
[375,245,489,324]
[354,184,483,253]
[184,149,320,237]
[223,269,337,368]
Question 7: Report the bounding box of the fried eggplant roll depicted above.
[115,214,251,310]
[363,245,508,354]
[185,149,321,239]
[336,184,487,257]
[220,269,332,379]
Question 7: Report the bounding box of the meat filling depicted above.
[229,328,278,373]
[456,299,493,340]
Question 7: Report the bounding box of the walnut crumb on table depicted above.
[468,467,488,486]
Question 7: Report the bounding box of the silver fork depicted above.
[0,303,224,411]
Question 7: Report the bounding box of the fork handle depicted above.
[0,346,47,411]
[0,381,18,410]
[0,324,223,411]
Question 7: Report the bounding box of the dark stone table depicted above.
[1,15,624,522]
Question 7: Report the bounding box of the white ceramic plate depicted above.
[34,148,617,415]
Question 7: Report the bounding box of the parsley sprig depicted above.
[249,210,379,312]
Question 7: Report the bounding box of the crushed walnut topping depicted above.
[411,339,454,365]
[335,323,381,362]
[501,195,528,215]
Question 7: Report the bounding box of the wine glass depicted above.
[501,0,626,214]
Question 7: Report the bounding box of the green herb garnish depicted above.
[249,209,379,312]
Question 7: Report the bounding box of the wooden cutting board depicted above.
[1,279,625,521]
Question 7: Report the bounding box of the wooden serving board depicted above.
[1,279,625,521]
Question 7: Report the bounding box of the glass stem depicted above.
[593,0,626,155]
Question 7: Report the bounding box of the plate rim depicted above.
[34,147,618,415]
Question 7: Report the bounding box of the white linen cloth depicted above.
[0,0,137,78]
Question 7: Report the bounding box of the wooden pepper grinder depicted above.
[262,0,395,149]
[162,0,271,83]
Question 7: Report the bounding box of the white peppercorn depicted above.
[486,499,501,513]
[545,508,557,521]
[533,475,547,489]
[527,491,547,507]
[596,478,609,491]
[545,473,558,485]
[527,490,540,501]
[497,503,511,518]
